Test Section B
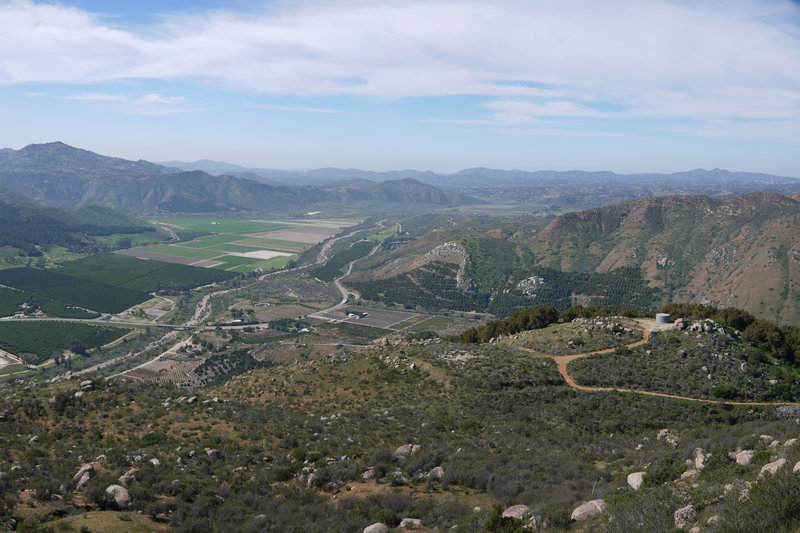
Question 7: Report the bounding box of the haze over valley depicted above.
[2,1,800,532]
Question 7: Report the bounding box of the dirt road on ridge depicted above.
[521,328,799,406]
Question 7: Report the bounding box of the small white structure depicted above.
[656,313,671,324]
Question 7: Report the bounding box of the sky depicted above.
[1,0,800,176]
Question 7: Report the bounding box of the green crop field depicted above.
[368,224,399,241]
[0,255,237,316]
[228,256,294,273]
[239,237,310,249]
[58,253,168,286]
[152,217,291,234]
[212,243,266,253]
[0,287,21,316]
[0,321,131,364]
[137,244,223,260]
[181,234,243,248]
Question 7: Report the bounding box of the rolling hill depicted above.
[0,188,155,255]
[0,143,470,214]
[348,193,800,324]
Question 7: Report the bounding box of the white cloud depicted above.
[255,104,362,115]
[1,0,799,137]
[485,100,611,124]
[66,92,127,102]
[63,91,194,114]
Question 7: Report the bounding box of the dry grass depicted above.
[52,511,169,532]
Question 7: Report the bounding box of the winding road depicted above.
[520,326,799,406]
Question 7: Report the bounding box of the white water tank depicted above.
[655,313,671,324]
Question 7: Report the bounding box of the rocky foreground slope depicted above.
[2,317,800,531]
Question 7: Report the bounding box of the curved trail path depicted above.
[520,328,799,406]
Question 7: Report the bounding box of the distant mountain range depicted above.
[3,142,798,217]
[0,143,469,214]
[163,158,800,192]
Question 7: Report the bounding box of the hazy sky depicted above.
[1,0,799,175]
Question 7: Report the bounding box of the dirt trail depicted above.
[521,328,799,406]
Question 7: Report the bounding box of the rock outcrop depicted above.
[105,484,131,509]
[72,464,95,489]
[759,458,787,477]
[674,504,696,529]
[571,499,606,521]
[627,471,645,491]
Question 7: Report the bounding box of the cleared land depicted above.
[309,305,419,328]
[126,217,359,273]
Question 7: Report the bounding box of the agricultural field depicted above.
[123,216,362,273]
[0,254,236,316]
[0,321,131,364]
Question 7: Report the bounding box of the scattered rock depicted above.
[735,450,754,466]
[502,504,531,520]
[793,461,800,474]
[28,436,38,444]
[657,429,678,448]
[674,504,696,529]
[680,469,699,480]
[399,517,423,529]
[627,471,645,491]
[105,484,131,509]
[394,444,413,458]
[501,505,541,529]
[428,466,444,480]
[149,458,160,467]
[785,438,799,448]
[776,405,800,420]
[79,380,93,391]
[361,467,376,480]
[693,448,706,470]
[363,523,388,533]
[393,444,421,458]
[570,499,606,521]
[390,471,408,486]
[760,458,787,477]
[72,464,95,489]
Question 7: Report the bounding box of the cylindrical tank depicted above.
[655,313,671,324]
